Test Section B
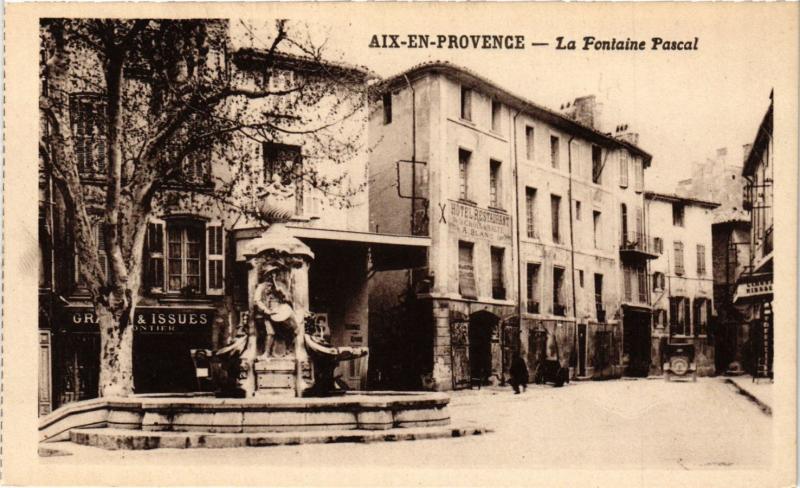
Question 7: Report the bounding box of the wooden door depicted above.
[450,316,471,389]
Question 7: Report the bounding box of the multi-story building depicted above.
[677,146,752,374]
[367,62,654,391]
[645,192,719,376]
[38,22,431,412]
[733,93,774,380]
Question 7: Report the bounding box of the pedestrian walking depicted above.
[509,355,529,394]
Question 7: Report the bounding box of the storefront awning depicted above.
[235,226,430,271]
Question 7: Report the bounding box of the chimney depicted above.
[618,132,639,146]
[570,95,598,129]
[742,143,753,163]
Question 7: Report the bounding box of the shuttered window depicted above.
[458,241,476,299]
[206,223,224,294]
[69,94,107,175]
[696,244,706,275]
[674,241,685,275]
[146,221,165,291]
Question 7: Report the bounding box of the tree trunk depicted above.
[97,303,135,397]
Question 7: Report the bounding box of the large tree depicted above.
[39,19,367,396]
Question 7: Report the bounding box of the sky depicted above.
[230,5,787,193]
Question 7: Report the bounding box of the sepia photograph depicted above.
[2,3,797,487]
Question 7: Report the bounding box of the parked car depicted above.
[663,342,697,382]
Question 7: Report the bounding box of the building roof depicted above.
[232,49,377,81]
[375,61,652,167]
[743,93,773,177]
[644,191,720,209]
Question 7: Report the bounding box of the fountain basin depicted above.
[40,392,451,443]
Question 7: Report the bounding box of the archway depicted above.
[469,311,498,384]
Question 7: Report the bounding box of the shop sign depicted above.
[448,200,512,242]
[69,308,214,334]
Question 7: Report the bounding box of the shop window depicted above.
[551,194,561,244]
[525,126,534,160]
[69,93,107,175]
[669,296,691,336]
[491,100,501,133]
[696,244,706,275]
[550,135,560,169]
[674,241,685,276]
[553,266,566,316]
[460,86,472,121]
[693,298,711,336]
[264,142,304,217]
[525,187,537,238]
[591,145,603,184]
[458,149,471,201]
[526,263,540,314]
[382,92,392,125]
[619,152,629,188]
[489,159,502,208]
[458,241,476,299]
[490,247,505,299]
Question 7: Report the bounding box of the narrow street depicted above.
[44,378,772,470]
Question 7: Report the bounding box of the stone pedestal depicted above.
[254,358,312,396]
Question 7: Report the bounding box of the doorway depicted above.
[577,323,587,377]
[468,311,497,384]
[623,309,652,377]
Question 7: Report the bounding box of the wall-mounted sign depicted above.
[69,308,214,334]
[448,200,512,243]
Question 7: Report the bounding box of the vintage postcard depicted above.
[3,2,798,487]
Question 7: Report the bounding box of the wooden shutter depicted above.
[206,221,225,295]
[458,242,476,298]
[145,219,165,292]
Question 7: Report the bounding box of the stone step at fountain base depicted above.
[70,425,489,450]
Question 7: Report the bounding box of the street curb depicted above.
[724,379,772,416]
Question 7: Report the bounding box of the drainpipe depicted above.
[403,74,416,235]
[511,108,523,385]
[567,137,578,332]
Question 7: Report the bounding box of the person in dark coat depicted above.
[509,355,529,394]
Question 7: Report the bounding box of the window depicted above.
[696,244,706,275]
[578,269,584,287]
[525,126,534,160]
[553,267,566,316]
[550,136,560,169]
[620,204,628,243]
[146,221,165,291]
[652,272,665,291]
[593,211,601,248]
[491,100,501,132]
[69,93,107,174]
[654,237,663,254]
[526,263,540,314]
[594,273,604,319]
[637,267,648,303]
[591,145,603,184]
[167,223,204,294]
[460,86,472,121]
[575,200,582,221]
[674,241,685,275]
[669,296,691,336]
[458,241,476,299]
[672,203,685,227]
[655,309,667,329]
[489,159,502,208]
[458,149,471,200]
[551,194,561,244]
[525,187,537,238]
[619,152,629,187]
[633,158,643,193]
[491,247,505,299]
[264,142,303,216]
[382,92,392,125]
[635,207,643,238]
[207,224,224,293]
[693,298,710,336]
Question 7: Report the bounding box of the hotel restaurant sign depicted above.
[68,308,214,334]
[448,200,512,243]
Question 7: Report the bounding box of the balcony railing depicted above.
[620,231,659,260]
